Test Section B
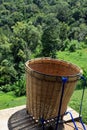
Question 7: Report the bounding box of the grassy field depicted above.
[0,49,87,123]
[0,89,87,123]
[57,48,87,72]
[0,91,26,109]
[69,88,87,123]
[57,48,87,123]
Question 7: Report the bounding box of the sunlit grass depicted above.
[0,89,87,123]
[0,91,26,110]
[69,88,87,124]
[57,48,87,123]
[0,48,87,124]
[57,48,87,72]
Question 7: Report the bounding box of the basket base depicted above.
[8,108,86,130]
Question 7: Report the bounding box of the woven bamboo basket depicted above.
[25,58,82,121]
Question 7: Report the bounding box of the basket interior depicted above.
[28,59,81,77]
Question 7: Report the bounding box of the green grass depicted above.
[0,91,26,109]
[0,89,87,123]
[69,88,87,124]
[0,48,87,123]
[57,48,87,123]
[57,48,87,72]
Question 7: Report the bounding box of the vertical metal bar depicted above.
[79,76,86,130]
[79,117,86,130]
[79,76,86,116]
[55,77,68,130]
[40,118,45,130]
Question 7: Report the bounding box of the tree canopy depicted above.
[0,0,87,87]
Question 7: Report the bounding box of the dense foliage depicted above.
[0,0,87,95]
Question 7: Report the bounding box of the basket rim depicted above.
[25,58,83,78]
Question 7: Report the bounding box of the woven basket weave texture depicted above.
[25,58,82,120]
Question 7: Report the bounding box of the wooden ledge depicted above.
[0,105,86,130]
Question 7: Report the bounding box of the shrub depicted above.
[0,84,12,92]
[13,76,26,97]
[68,40,78,52]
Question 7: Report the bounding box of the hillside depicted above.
[0,0,87,91]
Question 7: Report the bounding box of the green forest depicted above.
[0,0,87,95]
